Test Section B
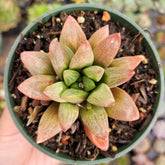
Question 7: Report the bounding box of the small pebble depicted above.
[56,18,61,23]
[102,11,111,22]
[77,16,85,24]
[94,11,98,14]
[112,124,116,129]
[148,79,157,85]
[139,107,147,113]
[14,106,21,112]
[36,35,41,39]
[11,93,16,99]
[112,145,118,152]
[117,129,121,134]
[80,11,85,16]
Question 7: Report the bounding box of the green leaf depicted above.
[87,83,115,107]
[80,105,109,139]
[89,25,109,49]
[105,87,139,121]
[59,103,79,132]
[43,82,67,102]
[21,51,55,75]
[102,67,135,88]
[93,33,121,68]
[82,65,104,82]
[70,82,81,90]
[49,40,74,80]
[69,40,94,70]
[63,69,80,86]
[61,89,88,104]
[60,15,86,52]
[84,124,109,151]
[17,75,56,100]
[37,102,62,143]
[110,55,143,69]
[82,76,96,92]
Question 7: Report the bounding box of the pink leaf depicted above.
[49,40,74,80]
[110,55,143,69]
[87,83,115,107]
[84,124,109,151]
[21,51,55,75]
[37,103,62,143]
[59,103,79,132]
[80,105,109,139]
[89,25,109,49]
[60,16,86,52]
[93,33,121,68]
[69,40,94,70]
[17,75,56,100]
[102,67,135,88]
[106,87,140,121]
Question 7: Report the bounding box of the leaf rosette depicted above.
[18,15,143,151]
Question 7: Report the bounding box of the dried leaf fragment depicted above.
[27,106,43,126]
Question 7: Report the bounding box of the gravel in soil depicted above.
[9,10,158,160]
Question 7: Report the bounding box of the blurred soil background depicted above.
[0,0,165,164]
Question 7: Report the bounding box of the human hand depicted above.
[0,107,61,165]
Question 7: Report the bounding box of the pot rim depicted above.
[4,3,164,165]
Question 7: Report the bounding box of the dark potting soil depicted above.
[9,10,159,160]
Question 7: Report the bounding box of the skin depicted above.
[0,107,60,165]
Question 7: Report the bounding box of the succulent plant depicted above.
[27,3,62,24]
[17,15,143,150]
[0,0,20,32]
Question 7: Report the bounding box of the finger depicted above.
[0,106,19,136]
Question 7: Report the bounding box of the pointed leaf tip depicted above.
[106,87,140,121]
[49,40,74,80]
[84,125,109,151]
[21,51,55,75]
[93,33,121,68]
[110,55,143,70]
[83,76,96,92]
[82,65,104,82]
[87,83,115,107]
[60,15,86,52]
[89,25,109,49]
[37,103,62,143]
[103,67,135,88]
[43,82,67,102]
[17,75,56,100]
[80,105,109,139]
[69,40,94,70]
[59,103,79,132]
[63,69,80,86]
[61,89,88,104]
